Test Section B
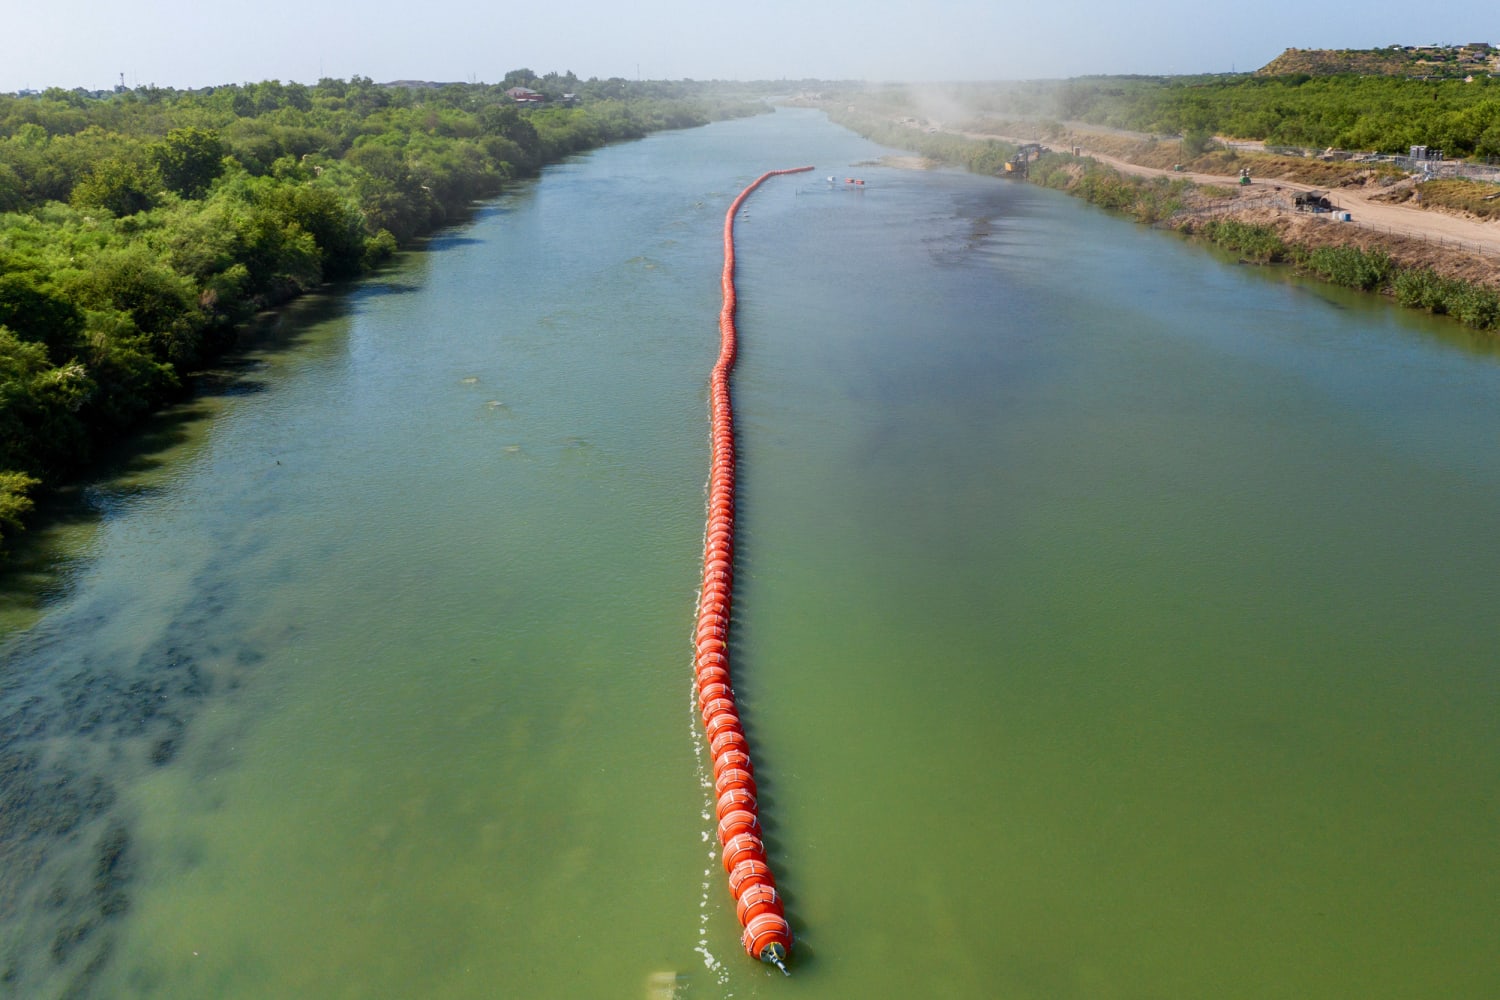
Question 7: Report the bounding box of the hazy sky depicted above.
[2,0,1495,92]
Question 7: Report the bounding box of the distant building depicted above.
[505,87,544,103]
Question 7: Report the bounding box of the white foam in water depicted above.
[687,659,729,986]
[644,969,684,999]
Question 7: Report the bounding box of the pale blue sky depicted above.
[1,0,1494,93]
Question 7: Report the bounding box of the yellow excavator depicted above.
[1004,143,1049,177]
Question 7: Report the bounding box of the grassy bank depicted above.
[1029,152,1500,333]
[1183,216,1500,329]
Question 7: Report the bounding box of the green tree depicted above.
[0,272,87,362]
[150,126,225,197]
[70,156,159,215]
[0,468,40,542]
[0,325,94,475]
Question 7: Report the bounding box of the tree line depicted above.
[833,75,1500,160]
[0,76,767,544]
[938,74,1500,159]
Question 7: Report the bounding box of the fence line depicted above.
[1220,141,1500,185]
[1164,193,1293,222]
[1334,219,1500,261]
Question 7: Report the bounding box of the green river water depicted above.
[2,108,1498,998]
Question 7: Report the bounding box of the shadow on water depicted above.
[424,235,488,250]
[0,497,102,633]
[0,286,357,616]
[192,358,270,399]
[351,279,424,299]
[0,518,278,997]
[0,286,356,998]
[0,395,212,636]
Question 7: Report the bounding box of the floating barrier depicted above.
[692,165,813,975]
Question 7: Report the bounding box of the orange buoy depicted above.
[704,711,742,744]
[718,809,762,843]
[728,857,775,898]
[697,682,731,708]
[698,671,731,693]
[691,165,812,974]
[735,882,782,925]
[710,728,749,758]
[716,787,756,819]
[712,748,753,778]
[742,912,793,971]
[714,767,756,799]
[696,649,728,670]
[721,832,766,873]
[700,697,738,724]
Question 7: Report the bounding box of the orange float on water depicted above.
[689,165,811,976]
[697,667,731,690]
[697,682,731,708]
[728,857,775,898]
[716,787,756,819]
[712,748,752,778]
[700,697,737,724]
[721,832,766,873]
[717,809,761,843]
[742,912,793,969]
[704,711,742,744]
[735,882,782,925]
[714,766,756,798]
[710,728,749,758]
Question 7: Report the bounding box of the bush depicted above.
[1446,283,1500,330]
[1298,245,1393,290]
[1393,268,1448,312]
[1181,130,1217,157]
[1197,219,1287,262]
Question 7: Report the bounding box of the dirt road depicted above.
[1072,147,1500,256]
[892,111,1500,260]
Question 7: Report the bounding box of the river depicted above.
[2,107,1497,998]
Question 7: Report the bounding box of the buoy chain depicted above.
[693,165,813,970]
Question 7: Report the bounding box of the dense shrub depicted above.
[1296,245,1393,290]
[1196,219,1288,261]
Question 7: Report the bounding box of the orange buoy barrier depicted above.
[692,165,812,975]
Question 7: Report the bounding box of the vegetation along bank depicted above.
[0,74,771,548]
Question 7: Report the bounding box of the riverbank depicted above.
[809,98,1500,333]
[0,86,772,553]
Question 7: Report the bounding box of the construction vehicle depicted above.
[1004,143,1049,177]
[1294,191,1335,213]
